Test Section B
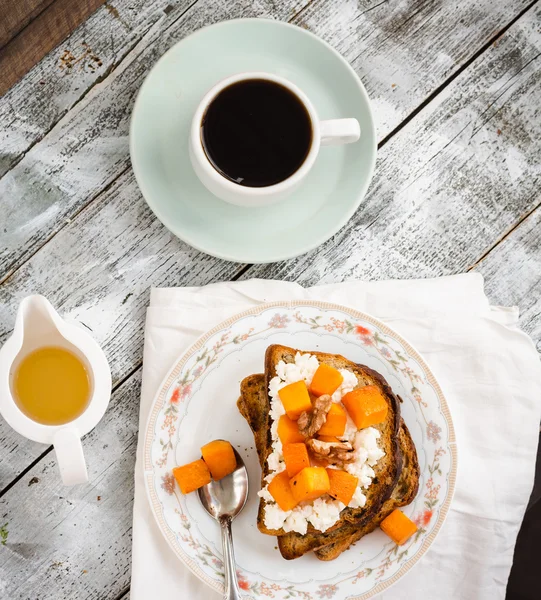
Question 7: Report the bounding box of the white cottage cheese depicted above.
[260,352,386,534]
[331,369,359,404]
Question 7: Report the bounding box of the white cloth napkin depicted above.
[131,274,541,600]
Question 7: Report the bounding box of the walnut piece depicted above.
[306,438,355,466]
[298,394,333,437]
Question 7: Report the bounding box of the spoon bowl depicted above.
[198,446,249,600]
[198,447,249,520]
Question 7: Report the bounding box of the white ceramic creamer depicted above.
[0,295,111,485]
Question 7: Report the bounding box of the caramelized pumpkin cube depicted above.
[268,471,298,511]
[318,403,347,437]
[310,364,344,396]
[201,440,236,480]
[283,443,310,477]
[278,380,312,420]
[342,386,388,429]
[380,509,418,545]
[289,467,330,503]
[326,468,358,505]
[173,459,211,494]
[277,414,305,445]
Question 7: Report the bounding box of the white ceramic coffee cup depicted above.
[189,71,361,207]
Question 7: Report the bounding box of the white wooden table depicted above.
[1,1,540,598]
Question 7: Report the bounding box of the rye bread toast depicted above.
[238,374,323,536]
[238,344,402,552]
[276,420,419,560]
[314,419,420,560]
[238,377,419,560]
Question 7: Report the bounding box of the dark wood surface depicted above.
[0,1,539,598]
[0,0,106,96]
[0,0,56,49]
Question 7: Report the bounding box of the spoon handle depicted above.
[220,516,242,600]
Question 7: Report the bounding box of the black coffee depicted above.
[201,79,313,187]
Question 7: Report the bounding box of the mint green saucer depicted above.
[130,18,376,263]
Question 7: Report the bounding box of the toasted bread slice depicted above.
[238,374,282,535]
[238,344,402,553]
[238,377,419,560]
[276,421,419,560]
[314,419,420,560]
[238,374,271,472]
[238,374,317,536]
[238,375,349,538]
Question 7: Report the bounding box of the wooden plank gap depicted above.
[287,0,319,23]
[0,445,53,498]
[232,263,255,281]
[377,0,540,151]
[112,586,130,600]
[111,361,144,394]
[468,194,541,272]
[363,0,389,16]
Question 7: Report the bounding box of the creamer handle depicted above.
[53,428,88,485]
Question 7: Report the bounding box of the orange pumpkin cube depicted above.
[318,435,340,443]
[173,459,211,494]
[283,443,310,477]
[318,403,347,436]
[277,414,305,445]
[201,439,237,480]
[310,364,344,396]
[326,468,358,505]
[268,471,299,511]
[342,386,388,429]
[380,509,418,545]
[278,380,312,420]
[289,467,330,503]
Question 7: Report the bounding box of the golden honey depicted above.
[13,346,91,425]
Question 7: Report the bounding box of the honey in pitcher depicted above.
[13,346,91,425]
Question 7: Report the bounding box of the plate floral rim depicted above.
[143,300,457,599]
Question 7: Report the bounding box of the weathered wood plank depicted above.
[0,168,241,488]
[474,204,541,353]
[0,371,141,600]
[0,0,197,175]
[0,0,307,281]
[0,0,107,96]
[291,0,533,138]
[0,0,531,282]
[243,4,541,288]
[2,0,531,179]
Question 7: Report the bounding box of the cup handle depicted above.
[53,428,88,486]
[320,119,361,146]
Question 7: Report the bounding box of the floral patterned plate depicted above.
[144,302,457,599]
